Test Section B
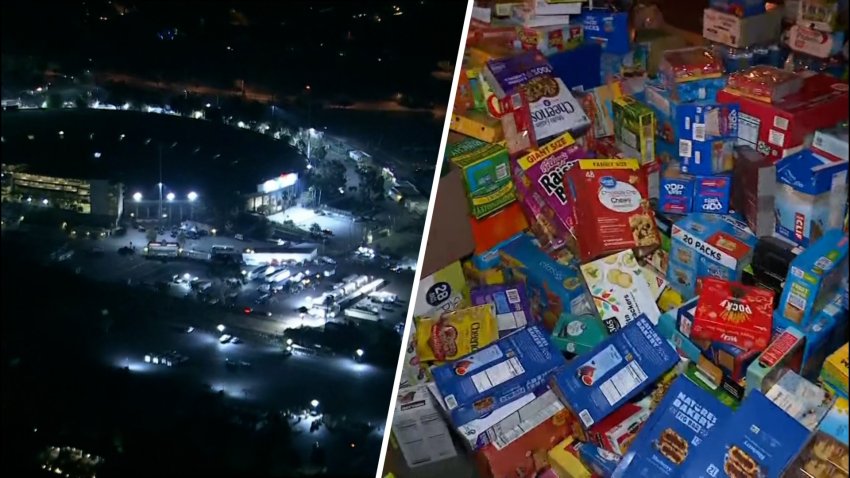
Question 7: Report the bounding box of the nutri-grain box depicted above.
[566,159,661,262]
[692,278,775,350]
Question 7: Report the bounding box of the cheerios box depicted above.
[680,390,810,478]
[612,377,733,478]
[432,325,566,426]
[550,316,679,438]
[667,214,757,299]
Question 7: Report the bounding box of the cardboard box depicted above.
[634,29,689,77]
[811,122,850,162]
[548,436,593,478]
[716,74,850,161]
[414,261,470,318]
[798,0,843,32]
[821,343,849,398]
[612,96,656,167]
[550,313,609,357]
[469,203,529,256]
[677,102,741,145]
[550,316,679,436]
[725,66,805,104]
[776,229,849,327]
[746,326,806,395]
[421,167,476,278]
[578,82,625,145]
[471,283,534,337]
[747,236,803,308]
[702,7,783,48]
[499,234,595,329]
[574,442,622,477]
[692,278,775,350]
[668,214,757,299]
[392,385,457,467]
[709,0,768,17]
[432,325,566,426]
[683,363,742,409]
[451,110,504,143]
[788,24,846,59]
[700,340,760,382]
[657,307,704,363]
[516,24,583,55]
[612,377,734,478]
[660,169,733,216]
[580,249,663,333]
[732,146,777,237]
[587,402,650,456]
[681,391,810,478]
[765,370,834,430]
[448,139,516,220]
[580,9,630,54]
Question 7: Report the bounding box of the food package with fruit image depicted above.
[415,303,500,363]
[691,278,775,351]
[580,249,663,334]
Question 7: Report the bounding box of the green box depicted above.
[613,96,656,167]
[448,138,515,219]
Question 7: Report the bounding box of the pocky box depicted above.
[692,278,775,350]
[415,304,500,363]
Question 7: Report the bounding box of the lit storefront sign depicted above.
[259,173,298,193]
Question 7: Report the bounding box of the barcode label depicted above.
[471,357,525,393]
[738,112,760,146]
[506,288,521,304]
[445,394,458,410]
[679,139,692,157]
[495,163,508,181]
[579,409,594,427]
[599,361,648,406]
[693,123,706,142]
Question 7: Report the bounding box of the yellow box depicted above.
[451,110,504,143]
[821,343,849,396]
[548,436,593,478]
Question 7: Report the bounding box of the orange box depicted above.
[470,201,529,255]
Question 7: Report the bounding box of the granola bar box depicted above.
[565,159,661,262]
[692,278,775,350]
[612,377,733,478]
[432,325,566,426]
[681,390,809,478]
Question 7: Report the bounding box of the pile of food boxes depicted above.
[389,1,850,477]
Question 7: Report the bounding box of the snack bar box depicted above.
[716,73,850,161]
[550,316,679,437]
[612,377,734,478]
[432,325,566,426]
[683,390,811,478]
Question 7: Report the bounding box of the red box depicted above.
[692,278,775,350]
[474,409,574,478]
[586,402,650,456]
[716,74,849,161]
[470,201,529,254]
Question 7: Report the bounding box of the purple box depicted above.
[471,284,535,337]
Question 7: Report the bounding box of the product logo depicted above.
[701,198,724,211]
[719,299,753,324]
[600,176,617,188]
[426,282,452,306]
[539,170,570,205]
[664,183,686,196]
[794,212,806,241]
[530,100,577,122]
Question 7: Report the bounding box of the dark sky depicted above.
[1,0,468,102]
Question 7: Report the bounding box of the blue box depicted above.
[675,296,699,337]
[693,174,732,214]
[549,43,603,92]
[709,0,767,17]
[668,214,757,299]
[775,149,849,247]
[660,169,733,215]
[660,168,695,215]
[431,325,566,426]
[581,10,631,55]
[681,391,810,478]
[776,230,849,328]
[550,316,679,432]
[680,138,736,176]
[671,77,727,104]
[657,307,705,364]
[577,441,622,477]
[472,233,524,271]
[613,377,734,478]
[676,103,739,144]
[600,46,648,84]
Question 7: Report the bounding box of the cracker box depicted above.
[448,139,516,220]
[612,377,733,478]
[811,122,850,162]
[499,234,596,329]
[775,150,848,247]
[681,390,810,478]
[580,9,631,54]
[612,96,656,167]
[668,214,757,299]
[392,385,457,467]
[431,325,566,426]
[702,7,783,49]
[550,316,679,436]
[745,326,806,395]
[700,340,760,382]
[566,159,661,262]
[587,402,650,456]
[732,145,777,237]
[580,249,663,333]
[471,283,534,337]
[788,24,846,59]
[764,369,834,431]
[716,73,850,161]
[451,110,504,143]
[776,229,849,327]
[551,313,610,357]
[414,261,470,318]
[709,0,768,17]
[821,343,849,398]
[692,278,775,350]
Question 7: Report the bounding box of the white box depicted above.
[788,24,846,59]
[392,385,457,468]
[702,8,783,48]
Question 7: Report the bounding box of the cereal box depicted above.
[668,214,757,299]
[432,325,566,426]
[550,316,679,435]
[470,284,534,337]
[776,229,849,328]
[692,278,775,350]
[681,391,810,478]
[612,96,656,167]
[414,261,470,318]
[416,304,500,363]
[566,159,661,262]
[499,234,596,329]
[580,249,663,333]
[746,327,806,396]
[448,138,516,220]
[732,145,777,237]
[512,170,571,253]
[612,377,733,478]
[550,313,609,357]
[587,402,650,456]
[775,149,848,247]
[765,370,834,431]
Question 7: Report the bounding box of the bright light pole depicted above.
[166,192,175,226]
[133,192,142,217]
[187,191,197,220]
[310,399,319,408]
[217,324,225,332]
[355,348,364,362]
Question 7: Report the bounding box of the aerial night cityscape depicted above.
[1,1,467,477]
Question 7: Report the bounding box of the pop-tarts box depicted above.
[500,234,596,330]
[550,316,679,435]
[432,325,566,426]
[775,149,849,247]
[693,174,733,214]
[660,165,696,215]
[677,102,739,144]
[679,137,736,176]
[580,10,630,54]
[776,229,849,329]
[612,377,733,478]
[668,214,757,299]
[681,390,810,478]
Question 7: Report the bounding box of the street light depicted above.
[166,192,176,201]
[217,324,226,332]
[187,191,198,221]
[187,191,198,201]
[133,192,143,218]
[310,399,319,408]
[355,349,364,357]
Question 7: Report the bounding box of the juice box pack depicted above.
[612,377,733,478]
[668,214,757,299]
[550,316,679,436]
[612,96,656,167]
[470,283,534,337]
[414,261,470,318]
[776,229,849,328]
[692,278,775,350]
[681,391,810,478]
[580,249,662,334]
[775,149,848,247]
[448,138,516,220]
[432,325,565,426]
